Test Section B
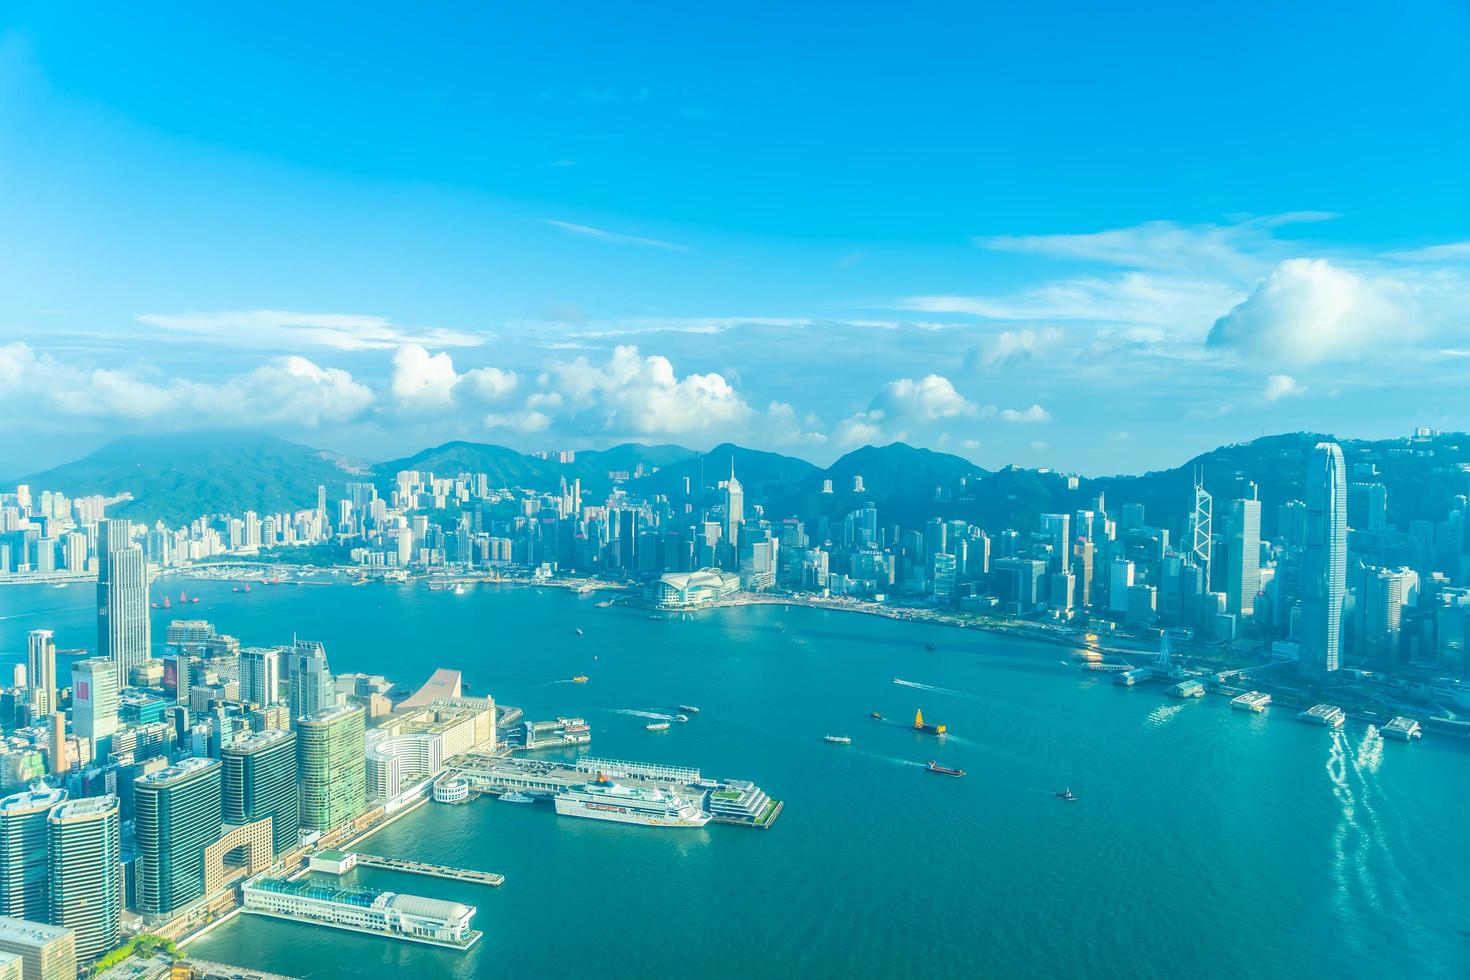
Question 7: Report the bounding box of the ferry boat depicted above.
[1382,716,1422,740]
[925,760,965,777]
[554,775,711,828]
[677,705,700,714]
[498,791,535,804]
[1297,704,1346,728]
[824,735,852,744]
[645,721,671,732]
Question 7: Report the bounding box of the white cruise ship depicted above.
[554,774,711,828]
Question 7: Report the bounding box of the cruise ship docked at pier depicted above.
[554,774,712,828]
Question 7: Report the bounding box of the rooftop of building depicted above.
[298,702,364,726]
[50,795,118,821]
[223,728,294,753]
[136,755,221,785]
[0,914,73,943]
[0,786,66,813]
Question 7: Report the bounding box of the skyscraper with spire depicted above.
[1301,442,1347,674]
[723,460,744,569]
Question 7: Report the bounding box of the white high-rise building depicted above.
[240,648,282,707]
[96,519,151,679]
[26,631,56,717]
[71,659,119,745]
[1302,443,1348,674]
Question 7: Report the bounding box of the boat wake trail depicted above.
[892,678,980,701]
[1144,704,1185,729]
[1326,731,1367,955]
[1356,725,1384,774]
[853,750,925,769]
[614,709,674,721]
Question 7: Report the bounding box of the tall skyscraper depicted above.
[0,788,66,922]
[47,715,66,777]
[46,797,121,964]
[1039,514,1070,573]
[69,659,119,748]
[724,463,744,568]
[133,757,222,918]
[1190,472,1213,591]
[1301,442,1348,674]
[1223,496,1262,619]
[238,648,281,707]
[96,519,151,679]
[24,632,56,719]
[222,729,299,854]
[296,704,366,832]
[289,641,335,721]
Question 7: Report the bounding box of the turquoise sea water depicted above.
[2,580,1467,979]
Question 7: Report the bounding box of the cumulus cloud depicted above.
[1001,404,1051,423]
[137,310,482,351]
[834,375,983,446]
[1263,374,1305,401]
[497,345,752,437]
[1207,259,1415,364]
[0,342,372,428]
[388,345,520,414]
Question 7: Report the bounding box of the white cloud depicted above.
[904,272,1244,333]
[1263,374,1305,401]
[972,327,1065,368]
[388,345,520,414]
[545,220,692,253]
[1001,404,1051,423]
[1207,259,1415,364]
[869,375,980,421]
[0,342,372,428]
[978,213,1333,276]
[137,309,483,351]
[527,345,752,437]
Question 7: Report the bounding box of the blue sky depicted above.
[3,1,1470,475]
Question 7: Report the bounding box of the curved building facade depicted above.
[0,788,66,921]
[644,568,741,609]
[297,704,366,832]
[223,729,299,855]
[47,796,121,964]
[365,731,443,802]
[134,757,223,918]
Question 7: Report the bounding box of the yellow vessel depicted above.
[571,675,589,684]
[913,708,946,736]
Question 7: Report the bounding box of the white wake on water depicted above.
[1144,703,1185,728]
[614,708,674,721]
[892,678,980,701]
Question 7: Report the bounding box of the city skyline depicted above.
[3,4,1469,475]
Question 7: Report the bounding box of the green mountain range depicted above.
[15,431,1468,537]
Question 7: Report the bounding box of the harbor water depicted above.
[2,580,1466,979]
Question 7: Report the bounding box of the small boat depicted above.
[646,721,671,732]
[454,584,466,595]
[824,735,852,745]
[870,712,884,720]
[1056,788,1077,801]
[571,675,589,684]
[926,760,965,777]
[677,705,700,714]
[675,714,690,723]
[498,791,534,804]
[925,642,937,651]
[575,628,584,636]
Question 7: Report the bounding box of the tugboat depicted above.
[926,760,965,777]
[824,735,852,745]
[1056,788,1077,801]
